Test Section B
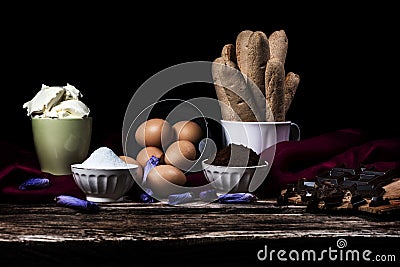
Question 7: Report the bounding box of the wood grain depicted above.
[1,201,399,265]
[1,201,399,242]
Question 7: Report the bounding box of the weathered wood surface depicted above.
[1,200,400,242]
[1,200,400,266]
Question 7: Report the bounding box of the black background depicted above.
[3,2,399,153]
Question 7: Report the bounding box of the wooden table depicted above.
[1,200,399,266]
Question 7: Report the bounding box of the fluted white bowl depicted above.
[71,164,139,202]
[201,159,269,193]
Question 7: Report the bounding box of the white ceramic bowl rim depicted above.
[220,120,291,125]
[202,158,268,169]
[71,163,139,170]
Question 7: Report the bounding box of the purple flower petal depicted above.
[168,192,195,205]
[55,195,100,213]
[199,189,218,202]
[140,188,158,203]
[19,178,50,190]
[218,193,258,204]
[142,156,160,185]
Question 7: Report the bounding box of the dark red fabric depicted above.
[0,141,85,204]
[256,128,400,197]
[1,128,400,203]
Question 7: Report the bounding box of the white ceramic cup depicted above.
[220,120,300,155]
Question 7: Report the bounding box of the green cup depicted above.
[31,117,92,175]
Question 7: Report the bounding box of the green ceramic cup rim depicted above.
[30,116,92,120]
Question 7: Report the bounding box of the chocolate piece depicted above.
[318,167,397,198]
[277,183,298,205]
[359,173,378,182]
[331,167,358,176]
[351,194,367,208]
[303,181,316,188]
[316,183,345,207]
[277,166,399,212]
[369,196,390,207]
[316,176,343,185]
[315,168,356,184]
[363,169,396,186]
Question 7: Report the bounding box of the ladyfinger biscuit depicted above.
[212,56,260,122]
[246,31,270,94]
[212,57,238,121]
[284,72,300,114]
[224,43,266,121]
[235,30,253,74]
[265,58,285,122]
[213,83,237,121]
[236,30,270,95]
[221,43,236,63]
[269,30,288,65]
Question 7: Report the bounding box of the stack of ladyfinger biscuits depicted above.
[212,29,300,122]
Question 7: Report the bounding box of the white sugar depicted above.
[79,147,133,169]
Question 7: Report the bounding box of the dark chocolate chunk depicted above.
[351,194,367,208]
[369,196,390,207]
[278,166,399,211]
[316,184,345,207]
[331,167,358,176]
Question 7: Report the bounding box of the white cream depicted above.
[47,99,90,118]
[23,83,90,118]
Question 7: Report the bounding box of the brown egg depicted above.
[145,164,187,198]
[164,140,197,171]
[119,156,144,183]
[135,118,173,148]
[172,120,203,144]
[136,146,164,168]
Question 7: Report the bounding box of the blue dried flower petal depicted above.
[19,178,50,190]
[218,193,258,204]
[140,188,158,203]
[55,195,100,212]
[199,189,218,202]
[142,156,160,185]
[168,192,195,205]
